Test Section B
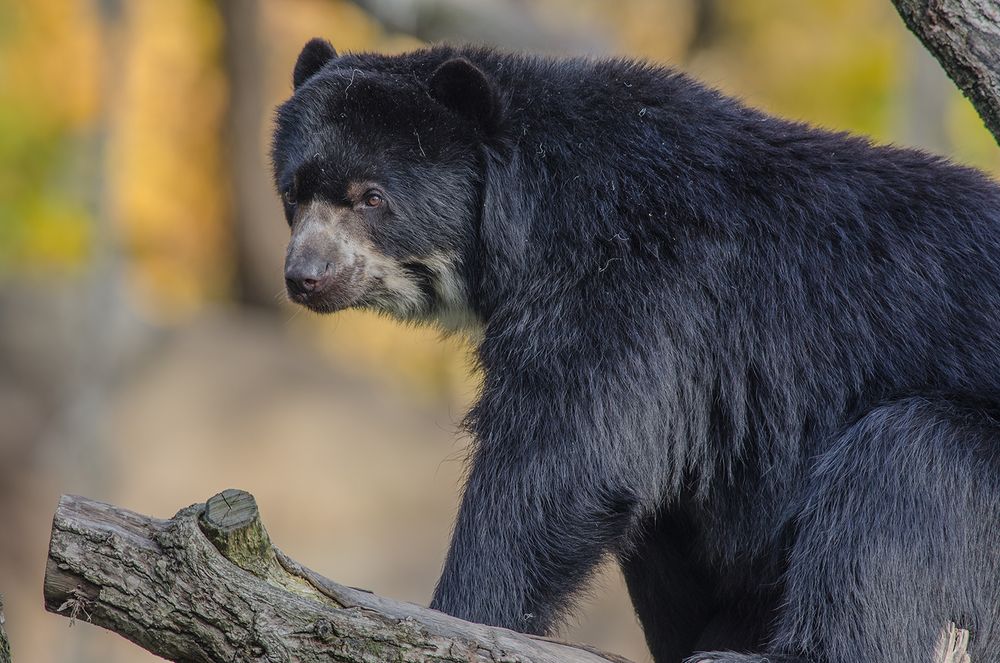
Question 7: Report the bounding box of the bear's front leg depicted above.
[429,424,638,634]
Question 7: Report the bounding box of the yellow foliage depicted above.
[17,199,91,268]
[691,0,903,138]
[947,92,1000,174]
[110,0,228,319]
[540,0,695,63]
[0,0,102,271]
[0,0,101,130]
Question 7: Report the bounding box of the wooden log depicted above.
[43,489,633,663]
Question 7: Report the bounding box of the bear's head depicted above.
[271,39,499,332]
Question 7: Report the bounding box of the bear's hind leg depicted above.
[759,396,1000,663]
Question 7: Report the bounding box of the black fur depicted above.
[271,43,1000,662]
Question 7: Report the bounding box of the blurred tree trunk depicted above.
[891,0,1000,145]
[220,0,285,309]
[49,0,124,487]
[686,0,721,59]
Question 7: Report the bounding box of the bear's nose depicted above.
[285,261,331,297]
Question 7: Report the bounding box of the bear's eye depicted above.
[364,192,384,208]
[283,188,297,207]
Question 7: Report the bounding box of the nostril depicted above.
[285,262,332,296]
[285,276,316,295]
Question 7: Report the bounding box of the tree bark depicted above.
[0,594,11,663]
[43,489,633,663]
[891,0,1000,144]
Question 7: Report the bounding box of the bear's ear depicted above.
[428,58,499,133]
[293,38,337,89]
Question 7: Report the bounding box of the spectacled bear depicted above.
[271,38,1000,663]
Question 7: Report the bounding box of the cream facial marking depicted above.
[285,199,480,338]
[420,252,481,335]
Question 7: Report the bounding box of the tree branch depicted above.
[891,0,1000,144]
[0,595,11,663]
[43,489,633,663]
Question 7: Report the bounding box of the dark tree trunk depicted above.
[891,0,1000,144]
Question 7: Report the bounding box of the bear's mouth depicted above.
[285,248,444,322]
[287,260,367,314]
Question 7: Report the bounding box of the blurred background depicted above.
[1,1,998,661]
